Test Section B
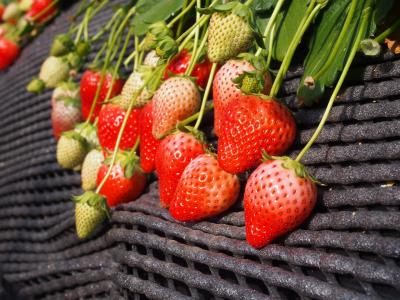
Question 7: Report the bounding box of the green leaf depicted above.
[297,0,372,106]
[132,0,184,36]
[271,0,308,61]
[370,0,394,35]
[251,0,277,13]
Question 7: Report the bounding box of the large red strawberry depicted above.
[152,77,200,139]
[25,0,57,23]
[170,154,240,222]
[97,151,146,207]
[164,49,214,89]
[155,131,206,208]
[244,157,317,248]
[213,59,271,136]
[139,101,160,173]
[80,69,124,122]
[0,36,19,70]
[218,95,296,174]
[51,82,82,140]
[97,101,141,151]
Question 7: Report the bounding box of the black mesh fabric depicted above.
[0,1,399,300]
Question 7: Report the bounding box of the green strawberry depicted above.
[50,33,74,57]
[74,191,108,239]
[205,2,255,64]
[56,130,88,170]
[39,56,70,88]
[18,0,32,11]
[81,149,104,191]
[3,3,22,22]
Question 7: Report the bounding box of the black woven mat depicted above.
[0,1,399,299]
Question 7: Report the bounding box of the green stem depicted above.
[178,15,210,52]
[85,12,122,123]
[185,29,208,76]
[129,137,140,156]
[265,24,275,70]
[134,36,140,71]
[295,1,372,162]
[270,0,322,97]
[374,18,400,43]
[176,14,209,43]
[67,0,89,35]
[83,7,92,41]
[176,0,189,36]
[168,0,196,29]
[194,63,217,130]
[255,0,285,57]
[314,0,358,81]
[91,8,123,42]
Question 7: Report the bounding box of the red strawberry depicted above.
[152,77,200,139]
[25,0,57,23]
[170,154,240,222]
[97,151,146,207]
[0,4,5,21]
[0,36,20,70]
[218,95,296,174]
[244,157,317,248]
[80,69,124,122]
[97,101,141,151]
[213,59,271,136]
[155,131,206,208]
[164,49,214,89]
[139,101,160,173]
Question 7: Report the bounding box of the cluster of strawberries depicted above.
[36,0,320,250]
[0,0,58,70]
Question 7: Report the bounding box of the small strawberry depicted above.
[164,49,214,89]
[25,0,57,23]
[152,77,200,139]
[74,191,108,239]
[0,36,20,70]
[120,68,152,109]
[143,50,160,67]
[218,95,296,174]
[139,101,160,173]
[80,69,124,122]
[97,100,141,151]
[18,0,33,12]
[81,149,104,191]
[170,153,240,222]
[205,2,254,64]
[97,150,146,207]
[56,130,88,170]
[51,82,82,140]
[155,131,206,207]
[244,156,317,248]
[213,59,272,136]
[3,3,21,24]
[50,33,74,57]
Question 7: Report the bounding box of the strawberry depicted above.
[213,59,272,136]
[50,33,74,57]
[170,154,240,222]
[206,4,253,64]
[80,69,124,122]
[218,95,296,174]
[97,100,141,151]
[81,149,104,191]
[18,0,33,12]
[40,56,70,87]
[244,157,317,248]
[0,4,5,21]
[143,50,160,67]
[155,131,206,207]
[74,191,108,239]
[3,3,21,24]
[164,49,214,89]
[152,77,200,139]
[97,150,146,207]
[25,0,57,23]
[139,101,160,173]
[0,36,20,70]
[56,130,88,170]
[120,69,152,109]
[51,82,82,140]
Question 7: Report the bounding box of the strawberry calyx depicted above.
[56,95,80,108]
[74,122,99,148]
[104,150,143,180]
[142,21,173,51]
[26,77,45,93]
[73,190,110,218]
[261,151,323,185]
[176,125,207,145]
[61,130,89,150]
[50,33,74,57]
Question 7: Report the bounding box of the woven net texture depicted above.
[0,1,399,299]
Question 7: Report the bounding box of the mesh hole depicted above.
[151,248,166,261]
[276,287,300,300]
[301,266,328,282]
[372,283,399,300]
[218,269,239,284]
[245,277,270,295]
[193,262,212,275]
[335,274,364,293]
[171,255,188,268]
[173,280,191,296]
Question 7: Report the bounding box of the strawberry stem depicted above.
[255,0,285,57]
[313,0,358,81]
[134,36,140,71]
[194,62,217,130]
[374,18,400,43]
[185,29,208,76]
[169,0,196,30]
[270,0,324,98]
[295,1,372,163]
[265,24,275,70]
